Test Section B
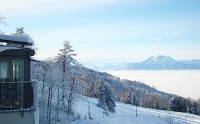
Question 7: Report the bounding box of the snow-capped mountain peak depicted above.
[144,55,175,63]
[84,55,200,71]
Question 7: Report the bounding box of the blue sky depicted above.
[0,0,200,63]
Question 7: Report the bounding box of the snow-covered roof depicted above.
[0,34,33,45]
[0,45,35,56]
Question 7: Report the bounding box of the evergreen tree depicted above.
[0,15,6,25]
[189,102,196,114]
[170,96,187,112]
[7,27,37,50]
[133,94,137,105]
[197,99,200,115]
[11,27,25,36]
[127,89,133,104]
[6,27,25,47]
[170,96,179,112]
[193,101,199,115]
[56,40,77,115]
[97,82,116,113]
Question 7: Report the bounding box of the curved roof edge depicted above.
[0,34,33,45]
[0,46,35,56]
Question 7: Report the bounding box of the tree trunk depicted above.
[56,87,60,121]
[67,76,75,115]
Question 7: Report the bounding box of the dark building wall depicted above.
[0,48,35,109]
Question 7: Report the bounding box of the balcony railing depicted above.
[0,81,37,112]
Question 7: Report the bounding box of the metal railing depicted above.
[0,81,37,112]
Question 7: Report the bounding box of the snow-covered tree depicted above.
[0,15,6,25]
[170,96,187,112]
[0,15,6,39]
[161,96,170,110]
[66,73,78,116]
[7,27,26,47]
[11,27,25,36]
[127,89,133,105]
[31,59,61,124]
[56,40,77,115]
[197,99,200,115]
[189,102,196,114]
[7,27,38,50]
[0,31,5,45]
[97,82,116,113]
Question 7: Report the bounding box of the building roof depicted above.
[0,34,33,46]
[0,46,20,53]
[0,46,35,57]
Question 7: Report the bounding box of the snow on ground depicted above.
[72,96,200,124]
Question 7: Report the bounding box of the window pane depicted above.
[0,62,8,81]
[12,60,24,81]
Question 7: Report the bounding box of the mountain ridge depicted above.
[85,55,200,71]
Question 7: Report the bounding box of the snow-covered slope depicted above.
[72,96,200,124]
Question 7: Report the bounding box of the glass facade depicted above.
[0,60,24,82]
[12,60,24,82]
[0,62,6,78]
[0,61,8,81]
[0,59,32,110]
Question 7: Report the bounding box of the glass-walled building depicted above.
[0,34,38,124]
[0,58,33,110]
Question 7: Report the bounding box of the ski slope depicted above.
[72,96,200,124]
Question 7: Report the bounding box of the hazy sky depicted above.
[1,0,200,63]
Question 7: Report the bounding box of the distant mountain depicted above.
[127,55,200,70]
[85,55,200,71]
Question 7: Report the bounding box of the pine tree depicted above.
[0,15,6,25]
[11,27,24,36]
[127,89,133,104]
[189,102,196,114]
[97,82,116,113]
[6,27,25,47]
[170,96,178,112]
[170,96,187,112]
[56,40,77,115]
[197,99,200,115]
[7,27,37,50]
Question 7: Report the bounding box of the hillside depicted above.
[71,96,200,124]
[32,59,200,124]
[85,55,200,71]
[79,66,173,100]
